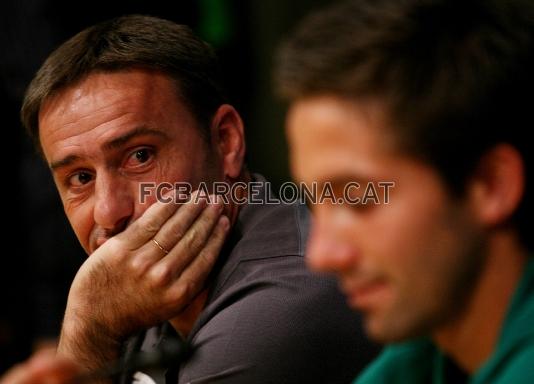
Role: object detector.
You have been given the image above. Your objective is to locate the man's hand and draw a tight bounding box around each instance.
[57,191,229,373]
[0,350,80,384]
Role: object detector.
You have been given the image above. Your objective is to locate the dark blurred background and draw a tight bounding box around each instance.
[0,0,330,372]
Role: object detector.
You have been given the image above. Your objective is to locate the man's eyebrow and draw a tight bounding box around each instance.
[316,175,368,188]
[50,154,82,171]
[49,126,169,171]
[103,126,169,151]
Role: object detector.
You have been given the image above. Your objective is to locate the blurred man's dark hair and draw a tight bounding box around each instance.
[276,0,533,251]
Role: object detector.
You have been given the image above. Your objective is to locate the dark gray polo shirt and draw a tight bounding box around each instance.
[121,177,379,383]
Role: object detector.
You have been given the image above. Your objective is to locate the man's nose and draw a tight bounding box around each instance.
[93,173,134,231]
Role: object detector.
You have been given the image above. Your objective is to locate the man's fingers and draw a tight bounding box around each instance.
[117,189,183,249]
[149,197,226,285]
[166,215,230,308]
[149,193,218,255]
[118,189,209,250]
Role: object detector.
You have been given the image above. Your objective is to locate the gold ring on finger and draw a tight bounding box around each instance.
[151,238,170,255]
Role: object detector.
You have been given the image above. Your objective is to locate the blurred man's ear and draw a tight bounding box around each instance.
[209,104,246,179]
[468,144,525,227]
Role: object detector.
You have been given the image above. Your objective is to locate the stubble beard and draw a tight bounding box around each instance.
[365,230,487,344]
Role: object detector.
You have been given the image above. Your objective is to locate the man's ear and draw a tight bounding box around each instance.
[209,104,246,179]
[468,144,525,227]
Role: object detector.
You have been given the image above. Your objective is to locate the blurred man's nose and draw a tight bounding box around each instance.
[306,211,359,273]
[93,172,134,232]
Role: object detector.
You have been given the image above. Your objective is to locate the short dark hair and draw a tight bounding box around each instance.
[21,14,227,148]
[275,0,534,250]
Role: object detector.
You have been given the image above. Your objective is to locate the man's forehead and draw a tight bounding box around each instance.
[288,96,398,150]
[287,96,399,179]
[39,69,174,120]
[38,70,179,156]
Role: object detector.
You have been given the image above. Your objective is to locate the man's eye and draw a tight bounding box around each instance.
[126,148,154,167]
[68,171,93,187]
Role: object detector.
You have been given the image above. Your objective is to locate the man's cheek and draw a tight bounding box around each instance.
[130,198,156,226]
[65,207,95,253]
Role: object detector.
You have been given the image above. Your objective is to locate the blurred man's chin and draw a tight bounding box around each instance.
[364,319,397,344]
[363,313,425,344]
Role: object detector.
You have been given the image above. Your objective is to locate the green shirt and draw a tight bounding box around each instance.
[355,259,534,384]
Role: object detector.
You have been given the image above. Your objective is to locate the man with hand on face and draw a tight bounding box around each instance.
[276,0,534,383]
[1,14,378,384]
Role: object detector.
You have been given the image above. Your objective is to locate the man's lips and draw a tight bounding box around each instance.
[341,278,390,310]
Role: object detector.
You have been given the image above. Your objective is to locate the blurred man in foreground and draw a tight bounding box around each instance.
[1,14,376,384]
[276,0,534,382]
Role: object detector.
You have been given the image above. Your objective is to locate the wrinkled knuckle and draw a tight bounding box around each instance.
[184,227,201,250]
[148,264,173,289]
[142,216,161,234]
[170,224,186,241]
[105,238,127,260]
[127,257,151,278]
[170,280,195,308]
[199,249,214,266]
